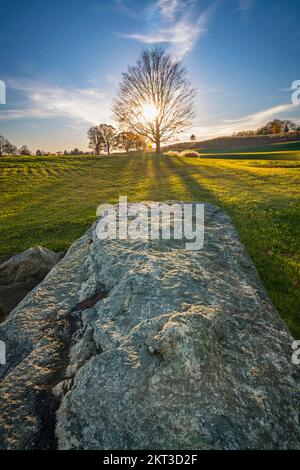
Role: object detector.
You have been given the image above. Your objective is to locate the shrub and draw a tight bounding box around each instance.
[180,150,200,158]
[164,150,181,157]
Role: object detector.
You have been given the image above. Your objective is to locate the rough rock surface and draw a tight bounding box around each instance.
[0,203,299,450]
[0,247,62,320]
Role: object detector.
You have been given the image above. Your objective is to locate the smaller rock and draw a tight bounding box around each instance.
[0,246,63,319]
[0,246,62,285]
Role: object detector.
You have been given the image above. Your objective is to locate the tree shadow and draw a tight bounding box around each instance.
[162,155,220,205]
[145,155,181,201]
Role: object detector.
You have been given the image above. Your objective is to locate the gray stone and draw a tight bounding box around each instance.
[0,247,63,319]
[0,203,299,450]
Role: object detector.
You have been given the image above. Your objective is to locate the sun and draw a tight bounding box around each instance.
[141,103,159,122]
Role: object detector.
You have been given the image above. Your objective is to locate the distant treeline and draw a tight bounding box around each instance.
[0,125,148,157]
[234,119,300,136]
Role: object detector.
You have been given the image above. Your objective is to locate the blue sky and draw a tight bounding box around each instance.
[0,0,299,151]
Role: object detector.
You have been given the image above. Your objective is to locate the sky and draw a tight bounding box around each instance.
[0,0,299,152]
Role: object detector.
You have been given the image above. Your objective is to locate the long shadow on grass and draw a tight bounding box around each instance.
[145,155,178,201]
[163,155,219,205]
[168,156,294,207]
[144,154,214,203]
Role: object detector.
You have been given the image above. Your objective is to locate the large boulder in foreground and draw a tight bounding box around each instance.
[0,246,62,320]
[0,203,299,450]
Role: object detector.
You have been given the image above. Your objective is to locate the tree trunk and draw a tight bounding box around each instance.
[155,121,161,155]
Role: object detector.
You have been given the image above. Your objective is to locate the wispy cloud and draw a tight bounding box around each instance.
[114,0,144,19]
[187,102,299,140]
[225,103,297,127]
[0,80,113,124]
[158,0,181,20]
[120,0,220,60]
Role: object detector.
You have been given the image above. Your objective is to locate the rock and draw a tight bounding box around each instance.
[0,246,62,285]
[0,202,299,450]
[0,247,63,320]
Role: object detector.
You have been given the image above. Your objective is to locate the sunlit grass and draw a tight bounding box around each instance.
[0,151,299,337]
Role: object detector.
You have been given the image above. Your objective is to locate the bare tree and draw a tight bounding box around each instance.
[113,48,195,154]
[87,126,104,155]
[98,124,117,155]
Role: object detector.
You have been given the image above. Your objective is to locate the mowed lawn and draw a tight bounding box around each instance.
[0,149,299,337]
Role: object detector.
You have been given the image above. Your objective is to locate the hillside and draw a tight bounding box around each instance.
[165,132,300,151]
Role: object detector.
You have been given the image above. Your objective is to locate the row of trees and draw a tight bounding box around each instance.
[0,138,48,156]
[0,129,147,157]
[0,129,148,157]
[87,124,147,155]
[0,137,35,156]
[235,119,300,137]
[0,140,91,157]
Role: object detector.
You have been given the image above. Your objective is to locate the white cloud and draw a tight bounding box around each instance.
[0,80,113,124]
[121,0,219,60]
[224,103,297,127]
[184,103,300,141]
[158,0,181,20]
[169,8,215,60]
[122,14,208,54]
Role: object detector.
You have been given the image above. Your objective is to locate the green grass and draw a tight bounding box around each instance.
[186,141,300,160]
[198,140,300,154]
[0,150,299,337]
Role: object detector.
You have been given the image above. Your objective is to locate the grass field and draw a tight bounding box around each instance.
[0,144,299,336]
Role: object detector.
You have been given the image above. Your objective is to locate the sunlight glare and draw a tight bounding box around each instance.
[141,103,159,122]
